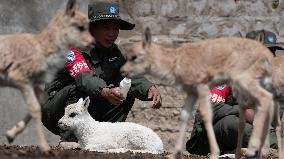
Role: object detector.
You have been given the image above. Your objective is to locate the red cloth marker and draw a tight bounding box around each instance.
[65,48,92,78]
[210,84,230,105]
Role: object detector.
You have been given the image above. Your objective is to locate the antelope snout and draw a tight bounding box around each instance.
[120,68,129,77]
[58,120,65,129]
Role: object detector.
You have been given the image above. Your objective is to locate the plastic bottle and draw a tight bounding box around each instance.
[119,77,132,99]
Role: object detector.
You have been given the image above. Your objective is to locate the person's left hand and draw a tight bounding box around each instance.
[148,85,162,109]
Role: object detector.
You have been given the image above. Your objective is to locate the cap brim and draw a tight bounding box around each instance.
[90,18,135,30]
[265,43,284,50]
[118,19,135,30]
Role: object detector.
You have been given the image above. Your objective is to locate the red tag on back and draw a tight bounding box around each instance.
[210,84,230,105]
[65,48,92,78]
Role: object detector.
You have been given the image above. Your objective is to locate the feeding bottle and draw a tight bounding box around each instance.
[119,77,131,99]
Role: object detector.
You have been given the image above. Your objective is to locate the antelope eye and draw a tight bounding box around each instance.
[69,112,77,118]
[130,56,137,61]
[129,55,143,63]
[76,25,85,32]
[134,56,144,63]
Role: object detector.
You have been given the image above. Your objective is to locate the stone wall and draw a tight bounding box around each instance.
[0,0,283,152]
[121,0,284,40]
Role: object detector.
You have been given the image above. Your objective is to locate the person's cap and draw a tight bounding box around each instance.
[88,1,135,30]
[245,30,284,50]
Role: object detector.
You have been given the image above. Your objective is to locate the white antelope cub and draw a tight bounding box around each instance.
[58,97,164,154]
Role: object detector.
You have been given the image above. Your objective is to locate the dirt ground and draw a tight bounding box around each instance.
[0,145,280,159]
[0,145,208,159]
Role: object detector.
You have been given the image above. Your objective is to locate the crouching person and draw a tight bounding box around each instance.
[41,1,162,145]
[186,30,284,156]
[186,83,281,155]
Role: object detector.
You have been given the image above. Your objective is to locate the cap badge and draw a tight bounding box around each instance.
[109,5,117,14]
[267,34,276,44]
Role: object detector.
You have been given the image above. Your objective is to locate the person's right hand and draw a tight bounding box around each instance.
[245,108,254,124]
[101,87,124,106]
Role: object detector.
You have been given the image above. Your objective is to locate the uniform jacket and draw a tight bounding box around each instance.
[44,43,153,122]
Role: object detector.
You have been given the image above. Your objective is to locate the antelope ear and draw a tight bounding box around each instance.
[83,96,90,109]
[142,27,152,49]
[65,0,79,17]
[77,98,84,106]
[236,31,243,38]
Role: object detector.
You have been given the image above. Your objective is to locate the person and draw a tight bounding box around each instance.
[41,1,162,141]
[186,30,284,155]
[245,29,284,56]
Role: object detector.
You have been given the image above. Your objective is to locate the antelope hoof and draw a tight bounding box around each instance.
[166,151,182,159]
[174,150,182,159]
[165,153,175,159]
[209,153,219,159]
[40,143,51,153]
[245,150,258,159]
[5,133,14,143]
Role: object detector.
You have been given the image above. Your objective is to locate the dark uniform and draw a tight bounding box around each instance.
[42,43,153,135]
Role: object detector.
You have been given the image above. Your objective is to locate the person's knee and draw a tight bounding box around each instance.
[41,89,70,135]
[41,100,61,135]
[215,115,239,136]
[214,115,253,150]
[41,100,52,125]
[186,134,210,156]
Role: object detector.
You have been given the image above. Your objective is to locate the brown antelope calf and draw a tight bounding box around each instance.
[0,0,93,152]
[272,56,284,158]
[121,28,275,159]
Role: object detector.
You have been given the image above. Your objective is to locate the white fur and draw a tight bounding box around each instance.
[58,97,164,154]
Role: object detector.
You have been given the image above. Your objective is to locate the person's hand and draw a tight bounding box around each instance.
[101,87,124,106]
[148,85,162,109]
[245,108,254,124]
